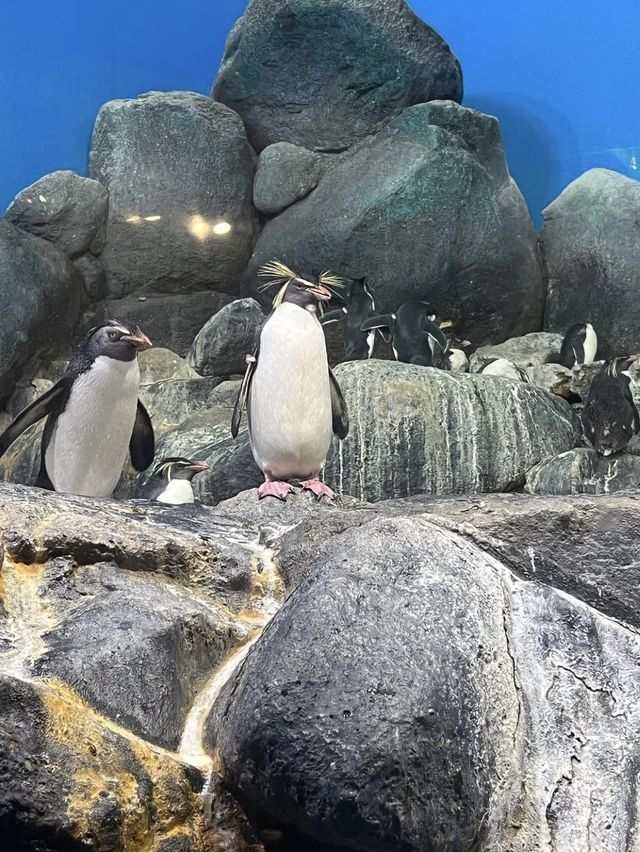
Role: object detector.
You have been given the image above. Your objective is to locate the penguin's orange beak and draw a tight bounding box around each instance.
[187,461,209,473]
[311,284,333,302]
[122,329,152,350]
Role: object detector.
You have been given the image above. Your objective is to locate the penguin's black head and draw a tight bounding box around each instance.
[281,281,333,313]
[258,261,345,315]
[153,457,209,481]
[85,320,152,362]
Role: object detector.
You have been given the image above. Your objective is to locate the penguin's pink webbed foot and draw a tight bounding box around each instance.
[300,479,337,501]
[258,480,295,501]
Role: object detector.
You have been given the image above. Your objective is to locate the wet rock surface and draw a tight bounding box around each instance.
[325,360,581,501]
[525,446,640,496]
[542,168,640,359]
[213,0,462,152]
[470,331,564,370]
[90,91,256,299]
[5,169,109,258]
[246,101,544,345]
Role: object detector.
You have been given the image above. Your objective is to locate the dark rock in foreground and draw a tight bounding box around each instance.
[325,360,581,501]
[214,0,463,152]
[246,101,544,345]
[5,170,109,258]
[543,168,640,359]
[90,91,257,299]
[0,220,85,405]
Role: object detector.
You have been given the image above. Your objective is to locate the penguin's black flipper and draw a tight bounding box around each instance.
[321,308,347,326]
[360,313,394,344]
[232,350,258,438]
[130,400,155,471]
[0,380,70,458]
[423,320,448,352]
[329,368,349,439]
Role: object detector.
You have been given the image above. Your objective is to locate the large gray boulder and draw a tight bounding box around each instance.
[525,447,640,495]
[325,360,581,501]
[0,220,85,405]
[470,332,564,370]
[543,168,640,359]
[253,143,325,214]
[213,0,463,152]
[5,170,109,258]
[188,298,264,377]
[90,91,257,299]
[207,509,640,851]
[246,101,544,345]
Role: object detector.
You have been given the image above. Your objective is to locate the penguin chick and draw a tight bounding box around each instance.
[360,300,447,366]
[559,322,598,369]
[232,261,349,502]
[477,357,529,382]
[582,356,640,456]
[144,457,209,504]
[446,348,470,372]
[321,276,379,360]
[0,320,154,497]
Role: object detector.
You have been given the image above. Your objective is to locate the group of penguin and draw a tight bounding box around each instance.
[0,263,636,505]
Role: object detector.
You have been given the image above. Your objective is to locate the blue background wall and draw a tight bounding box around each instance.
[1,0,638,226]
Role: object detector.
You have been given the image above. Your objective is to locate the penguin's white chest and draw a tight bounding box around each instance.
[45,356,140,497]
[249,303,332,480]
[157,479,195,505]
[583,324,597,364]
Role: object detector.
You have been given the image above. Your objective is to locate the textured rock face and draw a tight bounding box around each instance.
[73,252,107,300]
[90,91,256,299]
[325,360,581,501]
[188,299,264,377]
[5,170,109,258]
[213,0,463,152]
[88,290,233,355]
[0,220,85,405]
[542,168,640,359]
[138,347,194,386]
[139,376,225,435]
[525,447,640,495]
[246,101,544,345]
[207,503,640,851]
[253,143,324,214]
[471,332,564,370]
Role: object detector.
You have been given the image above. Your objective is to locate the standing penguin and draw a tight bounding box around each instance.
[142,457,209,504]
[360,300,447,366]
[582,356,640,456]
[232,261,348,501]
[559,322,598,369]
[0,320,154,496]
[321,276,381,360]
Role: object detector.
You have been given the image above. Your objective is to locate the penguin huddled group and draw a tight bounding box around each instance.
[0,266,637,506]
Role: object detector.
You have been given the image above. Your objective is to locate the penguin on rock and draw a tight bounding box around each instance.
[582,355,640,456]
[558,322,598,369]
[360,300,447,366]
[142,457,209,504]
[476,357,529,382]
[321,276,382,360]
[0,320,155,497]
[232,261,349,501]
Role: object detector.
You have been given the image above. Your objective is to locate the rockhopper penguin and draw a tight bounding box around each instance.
[559,322,598,369]
[143,457,209,504]
[360,300,447,366]
[232,261,349,501]
[0,320,155,497]
[321,276,380,360]
[582,356,640,456]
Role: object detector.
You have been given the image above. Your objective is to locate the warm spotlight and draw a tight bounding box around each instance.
[188,214,210,241]
[212,220,232,236]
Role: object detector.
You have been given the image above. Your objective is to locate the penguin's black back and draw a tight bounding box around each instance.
[393,302,439,365]
[559,323,586,368]
[343,280,376,360]
[582,360,639,455]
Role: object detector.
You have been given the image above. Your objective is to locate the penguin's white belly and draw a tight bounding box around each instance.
[250,304,332,480]
[583,324,597,364]
[157,479,195,505]
[45,356,140,497]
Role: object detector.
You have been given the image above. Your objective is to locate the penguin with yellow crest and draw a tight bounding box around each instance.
[232,261,349,501]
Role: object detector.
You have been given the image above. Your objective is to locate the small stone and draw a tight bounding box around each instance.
[187,299,264,377]
[254,143,324,214]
